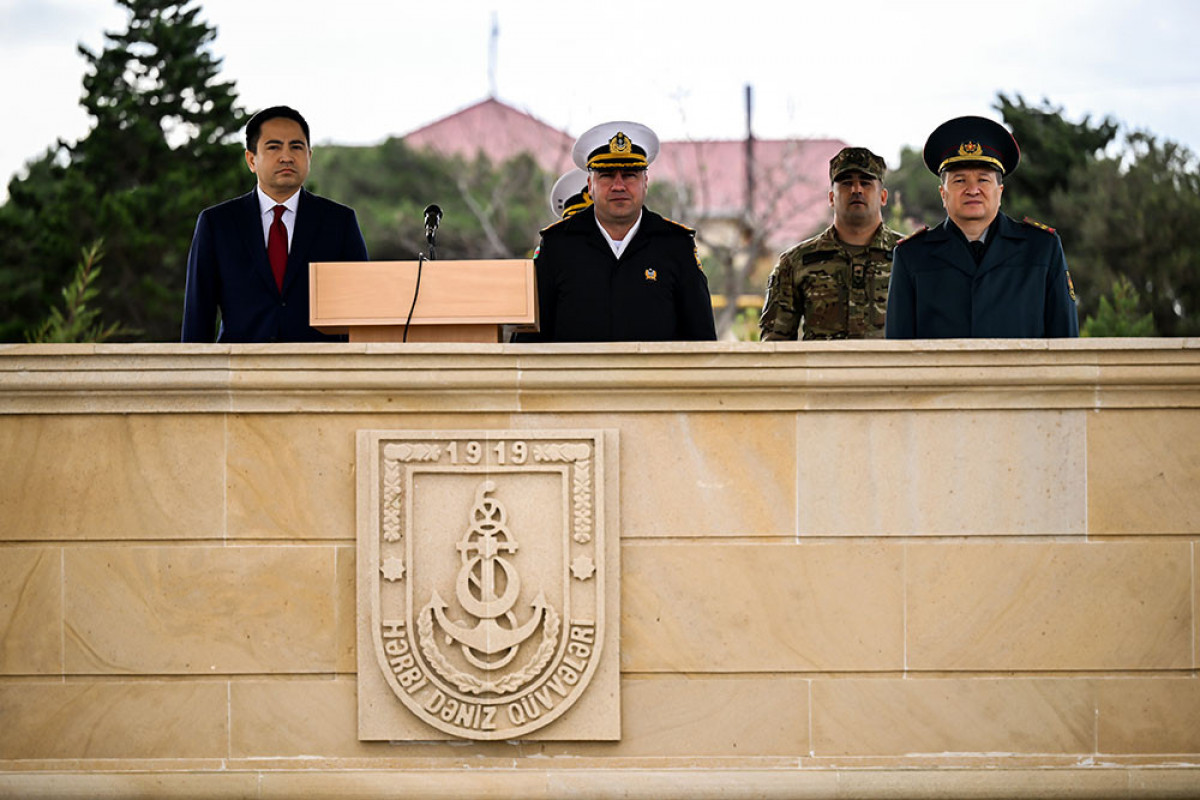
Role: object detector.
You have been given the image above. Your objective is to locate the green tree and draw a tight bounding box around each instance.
[316,139,552,261]
[994,93,1119,238]
[1051,132,1200,336]
[1081,275,1156,337]
[26,240,132,343]
[0,0,247,342]
[883,144,943,231]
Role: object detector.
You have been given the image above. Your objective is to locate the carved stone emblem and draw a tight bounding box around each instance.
[356,430,618,741]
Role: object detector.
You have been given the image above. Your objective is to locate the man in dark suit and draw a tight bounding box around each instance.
[181,106,368,342]
[885,116,1079,339]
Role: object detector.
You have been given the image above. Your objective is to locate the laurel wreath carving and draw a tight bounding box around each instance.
[418,604,561,696]
[384,443,442,462]
[382,457,402,542]
[532,443,591,463]
[572,458,592,543]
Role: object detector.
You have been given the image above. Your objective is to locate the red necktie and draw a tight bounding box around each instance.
[268,204,288,290]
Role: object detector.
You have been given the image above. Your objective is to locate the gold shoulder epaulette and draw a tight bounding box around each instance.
[897,225,928,245]
[539,216,570,236]
[1022,216,1057,234]
[660,215,696,235]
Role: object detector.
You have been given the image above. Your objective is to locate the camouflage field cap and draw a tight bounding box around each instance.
[829,147,887,182]
[923,116,1020,176]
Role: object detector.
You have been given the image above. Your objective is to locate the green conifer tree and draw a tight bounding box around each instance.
[0,0,248,341]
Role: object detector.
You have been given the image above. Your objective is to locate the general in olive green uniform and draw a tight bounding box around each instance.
[760,147,903,340]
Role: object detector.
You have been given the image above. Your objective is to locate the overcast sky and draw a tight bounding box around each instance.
[2,0,1199,200]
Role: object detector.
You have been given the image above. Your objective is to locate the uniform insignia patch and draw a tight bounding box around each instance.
[644,268,657,282]
[958,141,982,157]
[1022,216,1057,234]
[801,250,839,266]
[897,226,928,245]
[1066,270,1077,301]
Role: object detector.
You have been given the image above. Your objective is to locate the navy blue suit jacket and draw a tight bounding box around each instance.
[181,188,369,342]
[885,214,1079,338]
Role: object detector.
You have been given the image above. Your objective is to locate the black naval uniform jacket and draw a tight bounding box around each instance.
[525,206,717,342]
[885,213,1079,338]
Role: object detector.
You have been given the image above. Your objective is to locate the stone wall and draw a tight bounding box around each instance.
[1,340,1198,799]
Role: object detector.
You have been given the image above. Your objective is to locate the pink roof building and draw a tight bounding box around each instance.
[403,97,575,177]
[402,98,844,254]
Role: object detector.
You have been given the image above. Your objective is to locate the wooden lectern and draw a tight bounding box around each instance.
[309,259,537,343]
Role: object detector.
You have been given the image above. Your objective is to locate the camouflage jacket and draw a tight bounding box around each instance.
[759,223,902,340]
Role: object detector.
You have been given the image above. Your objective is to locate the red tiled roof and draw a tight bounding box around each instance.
[654,138,846,249]
[403,97,575,174]
[403,98,844,248]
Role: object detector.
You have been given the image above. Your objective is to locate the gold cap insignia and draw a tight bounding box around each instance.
[587,130,649,171]
[938,139,1004,173]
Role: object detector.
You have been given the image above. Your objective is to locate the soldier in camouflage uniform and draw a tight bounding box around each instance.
[759,147,902,340]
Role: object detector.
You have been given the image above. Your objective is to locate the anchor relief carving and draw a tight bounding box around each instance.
[419,481,561,693]
[359,430,616,741]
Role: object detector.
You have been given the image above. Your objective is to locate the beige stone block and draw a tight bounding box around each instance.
[0,773,259,798]
[543,675,810,758]
[908,542,1192,670]
[63,545,338,674]
[230,677,523,759]
[1097,678,1200,754]
[336,545,356,673]
[837,768,1140,799]
[0,415,224,541]
[0,546,61,674]
[226,413,511,539]
[1088,409,1200,534]
[623,542,903,672]
[795,410,1086,536]
[513,412,796,538]
[812,678,1094,756]
[259,770,550,800]
[0,680,227,759]
[231,677,381,758]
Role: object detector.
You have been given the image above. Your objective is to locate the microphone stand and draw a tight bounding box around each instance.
[403,221,439,343]
[403,208,441,343]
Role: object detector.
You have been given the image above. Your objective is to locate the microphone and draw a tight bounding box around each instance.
[423,204,442,240]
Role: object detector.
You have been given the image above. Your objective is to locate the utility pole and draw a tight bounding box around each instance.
[488,13,499,98]
[744,84,755,227]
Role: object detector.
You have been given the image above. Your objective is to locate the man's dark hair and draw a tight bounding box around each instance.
[245,106,310,152]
